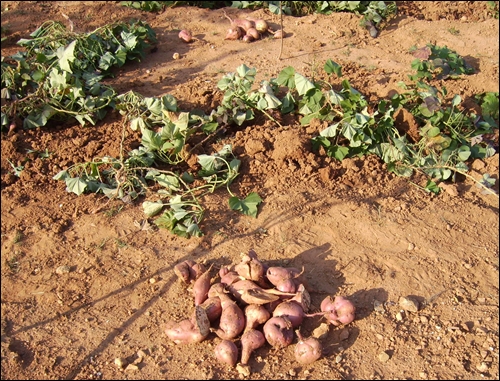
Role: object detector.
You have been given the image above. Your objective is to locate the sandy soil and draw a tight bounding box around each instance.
[1,1,499,380]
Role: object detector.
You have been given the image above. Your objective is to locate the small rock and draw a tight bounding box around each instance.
[420,316,429,324]
[475,326,489,335]
[125,364,139,371]
[56,265,71,275]
[335,354,343,363]
[440,183,458,197]
[173,52,180,60]
[339,328,350,341]
[476,362,489,372]
[399,296,420,312]
[395,311,404,321]
[114,357,127,369]
[149,277,156,284]
[378,351,390,362]
[236,363,250,377]
[419,371,428,378]
[137,349,147,358]
[373,300,385,313]
[289,369,297,377]
[407,242,415,251]
[312,323,330,340]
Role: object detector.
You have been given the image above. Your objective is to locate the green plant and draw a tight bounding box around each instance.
[13,230,24,244]
[409,44,474,81]
[1,20,156,130]
[487,1,499,19]
[7,159,25,177]
[448,27,460,35]
[6,255,20,273]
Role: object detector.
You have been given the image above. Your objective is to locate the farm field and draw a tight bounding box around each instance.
[1,1,499,380]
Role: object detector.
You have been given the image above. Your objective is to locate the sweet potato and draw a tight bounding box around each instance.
[244,304,271,332]
[191,296,222,323]
[240,329,265,365]
[214,339,239,367]
[272,300,305,328]
[263,316,294,349]
[320,295,356,326]
[213,292,245,340]
[193,264,213,306]
[174,260,196,284]
[266,266,305,293]
[294,330,322,364]
[228,279,291,305]
[233,249,267,287]
[164,318,208,345]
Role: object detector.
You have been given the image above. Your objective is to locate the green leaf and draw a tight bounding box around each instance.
[320,122,340,138]
[141,129,164,151]
[186,223,203,237]
[142,201,164,217]
[329,145,349,161]
[276,66,295,88]
[324,59,342,77]
[65,177,88,195]
[457,145,471,161]
[229,192,262,218]
[53,169,69,181]
[280,92,296,114]
[425,180,441,194]
[451,94,461,107]
[121,31,138,50]
[57,40,77,73]
[294,73,316,96]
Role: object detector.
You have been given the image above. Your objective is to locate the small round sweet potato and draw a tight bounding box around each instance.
[214,339,238,367]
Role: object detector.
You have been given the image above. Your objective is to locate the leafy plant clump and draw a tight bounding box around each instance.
[121,1,397,27]
[1,20,156,130]
[5,18,498,240]
[409,44,475,81]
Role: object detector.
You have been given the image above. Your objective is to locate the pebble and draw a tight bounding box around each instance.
[173,52,180,60]
[476,362,489,372]
[396,311,404,321]
[373,300,385,313]
[378,351,390,362]
[312,323,330,340]
[399,296,420,312]
[125,364,139,371]
[339,328,350,341]
[335,354,343,363]
[407,243,415,251]
[236,363,250,377]
[55,265,71,274]
[114,357,127,369]
[289,369,297,376]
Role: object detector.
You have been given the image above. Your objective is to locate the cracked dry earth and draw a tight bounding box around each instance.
[1,1,499,380]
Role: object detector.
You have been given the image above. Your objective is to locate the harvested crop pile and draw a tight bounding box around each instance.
[165,249,356,373]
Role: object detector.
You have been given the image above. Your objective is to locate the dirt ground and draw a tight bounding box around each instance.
[1,1,499,380]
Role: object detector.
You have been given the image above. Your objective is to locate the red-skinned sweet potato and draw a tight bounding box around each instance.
[240,329,265,365]
[320,295,356,326]
[263,316,294,349]
[214,339,239,367]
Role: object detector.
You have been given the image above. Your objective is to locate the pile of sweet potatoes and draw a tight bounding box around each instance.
[165,249,356,371]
